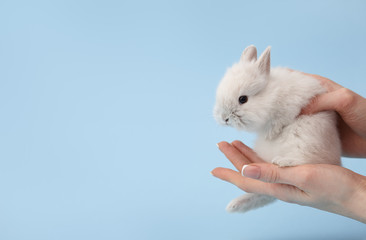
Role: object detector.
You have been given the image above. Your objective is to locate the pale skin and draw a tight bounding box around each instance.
[211,72,366,223]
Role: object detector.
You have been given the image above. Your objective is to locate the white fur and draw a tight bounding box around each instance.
[226,194,276,213]
[214,45,341,213]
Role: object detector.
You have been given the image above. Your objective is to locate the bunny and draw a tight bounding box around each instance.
[213,45,341,213]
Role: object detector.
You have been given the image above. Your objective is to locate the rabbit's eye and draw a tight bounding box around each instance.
[238,95,248,104]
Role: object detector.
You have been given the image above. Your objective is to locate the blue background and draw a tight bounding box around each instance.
[1,0,366,239]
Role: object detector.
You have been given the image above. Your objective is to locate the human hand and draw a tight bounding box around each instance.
[211,141,366,223]
[299,72,366,157]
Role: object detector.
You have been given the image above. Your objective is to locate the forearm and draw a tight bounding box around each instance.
[338,174,366,223]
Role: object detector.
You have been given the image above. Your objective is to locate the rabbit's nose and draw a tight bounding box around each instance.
[225,118,229,123]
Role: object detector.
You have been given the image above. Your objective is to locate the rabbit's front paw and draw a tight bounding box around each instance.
[271,156,298,167]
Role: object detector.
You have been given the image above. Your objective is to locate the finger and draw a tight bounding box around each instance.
[217,141,252,171]
[211,167,243,186]
[241,163,308,189]
[301,93,333,115]
[211,167,273,195]
[231,140,265,163]
[301,89,349,115]
[211,167,305,202]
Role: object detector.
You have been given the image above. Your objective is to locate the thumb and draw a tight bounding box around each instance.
[242,163,299,186]
[301,92,335,115]
[301,88,354,115]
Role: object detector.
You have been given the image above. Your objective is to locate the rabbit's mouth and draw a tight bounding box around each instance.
[237,117,248,127]
[227,113,248,129]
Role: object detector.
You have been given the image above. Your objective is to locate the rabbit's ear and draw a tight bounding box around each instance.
[257,46,271,75]
[240,45,257,63]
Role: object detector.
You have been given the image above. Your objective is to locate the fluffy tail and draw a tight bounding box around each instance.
[226,193,276,213]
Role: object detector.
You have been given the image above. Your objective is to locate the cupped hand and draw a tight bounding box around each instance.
[211,141,366,223]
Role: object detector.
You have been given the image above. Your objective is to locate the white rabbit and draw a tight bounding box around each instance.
[213,45,341,213]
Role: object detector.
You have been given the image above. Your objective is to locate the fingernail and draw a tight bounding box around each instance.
[216,143,219,148]
[242,165,261,179]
